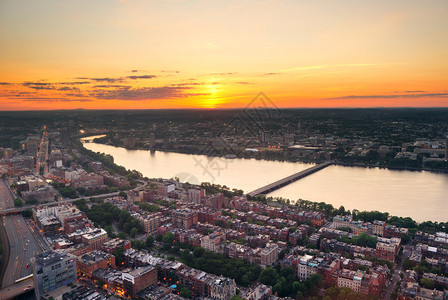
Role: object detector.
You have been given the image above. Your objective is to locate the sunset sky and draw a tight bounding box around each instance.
[1,0,447,110]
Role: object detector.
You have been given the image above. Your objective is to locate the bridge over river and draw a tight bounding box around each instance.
[248,161,333,197]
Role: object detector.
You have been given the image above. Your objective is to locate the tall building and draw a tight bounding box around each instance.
[149,133,156,149]
[445,136,448,160]
[260,244,279,267]
[33,250,77,299]
[261,131,269,144]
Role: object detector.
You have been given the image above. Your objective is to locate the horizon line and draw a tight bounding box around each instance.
[1,106,448,112]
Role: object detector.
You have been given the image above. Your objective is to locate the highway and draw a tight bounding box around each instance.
[0,179,49,289]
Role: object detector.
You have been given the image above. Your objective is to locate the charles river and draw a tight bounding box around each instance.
[81,136,448,223]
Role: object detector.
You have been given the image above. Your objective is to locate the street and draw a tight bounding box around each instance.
[383,245,412,300]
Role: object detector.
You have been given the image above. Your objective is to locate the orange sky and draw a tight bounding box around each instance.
[1,0,447,110]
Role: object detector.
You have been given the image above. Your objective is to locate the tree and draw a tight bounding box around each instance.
[131,240,145,250]
[118,191,127,199]
[420,278,435,289]
[193,247,205,258]
[130,227,139,238]
[156,234,163,242]
[336,226,352,233]
[324,286,339,298]
[163,232,175,247]
[260,267,279,286]
[14,198,23,207]
[180,287,192,298]
[402,258,414,271]
[113,246,125,266]
[401,233,411,245]
[172,245,180,255]
[117,232,127,239]
[146,235,154,248]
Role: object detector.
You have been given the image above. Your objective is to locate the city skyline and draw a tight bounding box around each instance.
[1,0,448,110]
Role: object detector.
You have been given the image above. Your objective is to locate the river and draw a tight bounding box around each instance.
[81,136,448,222]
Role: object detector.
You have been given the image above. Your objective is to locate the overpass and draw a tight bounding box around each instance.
[0,278,34,299]
[0,178,148,215]
[248,161,333,197]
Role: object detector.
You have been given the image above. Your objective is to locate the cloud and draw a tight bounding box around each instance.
[280,63,380,73]
[22,82,55,90]
[263,73,280,76]
[234,81,254,85]
[211,72,235,76]
[57,87,74,91]
[403,90,426,93]
[127,75,156,80]
[0,91,35,98]
[20,97,92,102]
[172,82,204,87]
[92,86,207,100]
[326,93,448,100]
[22,82,52,86]
[171,82,220,87]
[0,82,12,85]
[161,70,180,73]
[131,70,139,73]
[93,85,130,88]
[76,77,124,83]
[57,81,91,85]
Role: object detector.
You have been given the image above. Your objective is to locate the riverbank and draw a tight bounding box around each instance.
[333,161,448,174]
[80,137,448,222]
[86,137,448,175]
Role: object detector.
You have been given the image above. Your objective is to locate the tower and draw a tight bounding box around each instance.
[445,136,448,160]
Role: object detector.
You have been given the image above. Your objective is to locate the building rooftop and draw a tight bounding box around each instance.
[35,250,72,266]
[126,265,156,278]
[78,250,112,265]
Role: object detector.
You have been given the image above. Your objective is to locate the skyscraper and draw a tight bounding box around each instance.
[445,136,448,160]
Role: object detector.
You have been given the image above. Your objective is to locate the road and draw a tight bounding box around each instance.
[0,278,34,299]
[0,191,121,215]
[383,245,412,300]
[36,128,49,175]
[0,179,49,289]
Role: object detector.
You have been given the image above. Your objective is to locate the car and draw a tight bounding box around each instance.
[26,263,30,268]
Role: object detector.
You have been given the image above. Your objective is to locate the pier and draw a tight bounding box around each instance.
[248,161,333,197]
